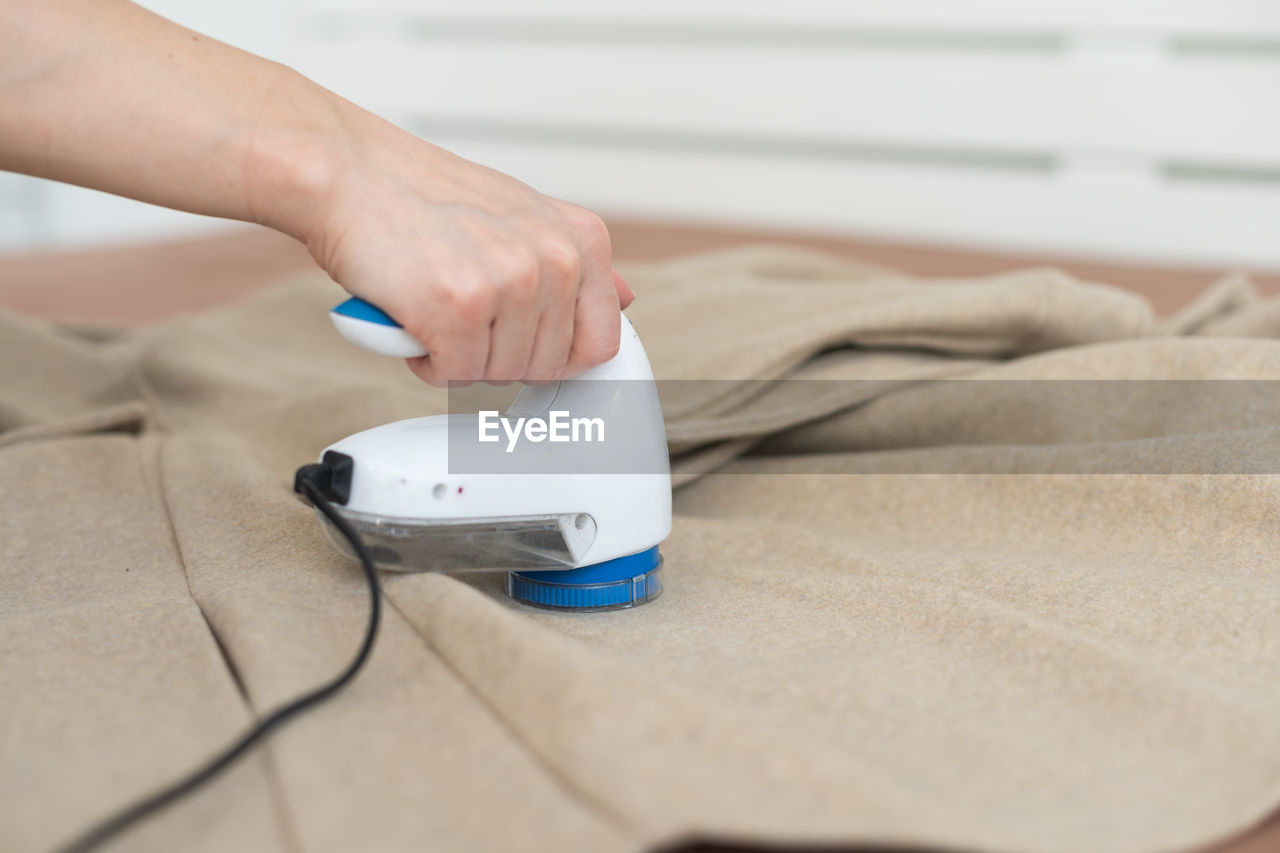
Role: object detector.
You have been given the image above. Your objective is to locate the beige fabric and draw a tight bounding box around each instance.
[4,246,1280,853]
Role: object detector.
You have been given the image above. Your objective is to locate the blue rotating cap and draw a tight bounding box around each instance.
[507,546,663,611]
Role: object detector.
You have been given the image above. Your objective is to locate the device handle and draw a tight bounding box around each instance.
[329,297,653,382]
[330,298,429,358]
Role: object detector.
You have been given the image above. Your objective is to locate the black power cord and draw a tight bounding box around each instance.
[58,471,380,853]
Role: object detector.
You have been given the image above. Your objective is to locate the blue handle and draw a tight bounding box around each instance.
[329,297,429,357]
[331,297,403,327]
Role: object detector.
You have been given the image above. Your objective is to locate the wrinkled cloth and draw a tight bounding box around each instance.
[4,246,1280,853]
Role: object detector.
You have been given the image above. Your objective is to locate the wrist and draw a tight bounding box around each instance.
[238,72,363,245]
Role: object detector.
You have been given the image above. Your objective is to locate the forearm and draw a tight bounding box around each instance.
[0,0,358,239]
[0,0,631,385]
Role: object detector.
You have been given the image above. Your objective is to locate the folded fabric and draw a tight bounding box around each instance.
[3,247,1279,853]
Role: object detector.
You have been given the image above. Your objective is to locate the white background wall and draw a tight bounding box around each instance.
[2,0,1279,269]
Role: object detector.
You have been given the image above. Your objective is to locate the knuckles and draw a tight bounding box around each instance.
[493,247,540,295]
[564,206,611,258]
[538,236,581,285]
[439,278,496,325]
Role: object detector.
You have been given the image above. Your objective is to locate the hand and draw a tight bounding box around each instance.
[286,121,635,387]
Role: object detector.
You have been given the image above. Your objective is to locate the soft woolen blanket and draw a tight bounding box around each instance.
[4,246,1280,853]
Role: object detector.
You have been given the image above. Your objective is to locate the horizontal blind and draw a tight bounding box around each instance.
[4,0,1277,265]
[290,0,1280,268]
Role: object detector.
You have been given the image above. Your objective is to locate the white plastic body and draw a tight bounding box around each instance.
[330,312,429,358]
[322,314,672,568]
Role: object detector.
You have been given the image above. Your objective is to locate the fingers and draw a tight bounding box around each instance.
[383,202,625,386]
[404,316,490,388]
[402,244,544,386]
[485,304,537,385]
[402,278,494,387]
[560,274,620,377]
[614,269,637,309]
[525,299,575,382]
[559,211,621,377]
[522,234,578,381]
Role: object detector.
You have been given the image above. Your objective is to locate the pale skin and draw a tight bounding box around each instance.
[0,0,635,386]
